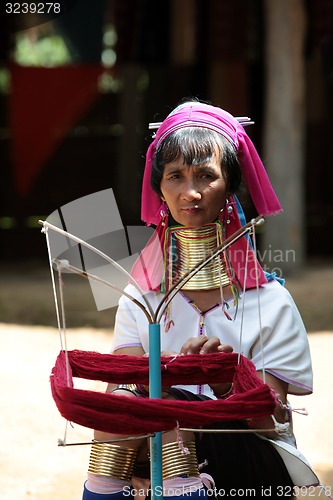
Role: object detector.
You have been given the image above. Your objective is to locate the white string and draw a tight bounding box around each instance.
[58,433,156,447]
[179,427,275,433]
[270,415,290,434]
[239,222,282,436]
[216,225,225,312]
[56,264,71,388]
[52,259,153,324]
[292,407,308,416]
[251,219,265,383]
[44,226,64,351]
[250,220,290,436]
[40,220,155,320]
[56,426,278,447]
[45,228,86,446]
[44,228,72,446]
[58,420,70,447]
[237,230,250,364]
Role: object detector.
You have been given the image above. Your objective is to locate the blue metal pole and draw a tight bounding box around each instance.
[149,323,163,500]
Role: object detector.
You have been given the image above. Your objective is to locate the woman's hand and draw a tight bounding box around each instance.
[180,336,234,398]
[180,335,233,355]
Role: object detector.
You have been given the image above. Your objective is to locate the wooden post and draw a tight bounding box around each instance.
[262,0,306,275]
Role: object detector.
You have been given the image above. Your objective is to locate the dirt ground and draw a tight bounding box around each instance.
[1,327,332,499]
[0,262,332,499]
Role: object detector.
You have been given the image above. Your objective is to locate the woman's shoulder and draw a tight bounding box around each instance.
[251,278,300,314]
[119,283,164,307]
[255,279,305,327]
[260,278,294,301]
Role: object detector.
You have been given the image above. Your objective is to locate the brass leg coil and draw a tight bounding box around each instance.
[162,441,199,480]
[88,442,138,481]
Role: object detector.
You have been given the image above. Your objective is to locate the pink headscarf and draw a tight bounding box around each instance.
[133,101,282,292]
[141,101,281,225]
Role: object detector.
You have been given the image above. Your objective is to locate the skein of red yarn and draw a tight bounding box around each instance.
[50,350,276,434]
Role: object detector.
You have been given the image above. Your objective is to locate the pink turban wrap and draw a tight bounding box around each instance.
[141,101,281,226]
[133,101,282,292]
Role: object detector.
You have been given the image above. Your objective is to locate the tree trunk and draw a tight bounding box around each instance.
[262,0,306,275]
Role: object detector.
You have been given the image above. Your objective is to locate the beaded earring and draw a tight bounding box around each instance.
[226,199,233,224]
[160,202,169,226]
[220,198,233,224]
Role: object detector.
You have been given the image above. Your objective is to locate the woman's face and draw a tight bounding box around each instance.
[160,150,228,227]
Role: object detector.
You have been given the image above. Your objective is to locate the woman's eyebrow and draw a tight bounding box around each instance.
[192,164,216,174]
[163,163,216,175]
[163,165,183,175]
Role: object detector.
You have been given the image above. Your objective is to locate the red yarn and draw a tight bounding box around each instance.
[50,350,277,434]
[68,350,240,385]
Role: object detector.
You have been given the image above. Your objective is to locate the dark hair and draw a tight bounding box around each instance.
[151,127,242,196]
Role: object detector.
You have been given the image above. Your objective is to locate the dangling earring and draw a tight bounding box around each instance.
[160,201,169,226]
[226,198,233,224]
[220,198,233,224]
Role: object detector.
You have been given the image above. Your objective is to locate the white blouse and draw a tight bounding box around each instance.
[112,279,313,398]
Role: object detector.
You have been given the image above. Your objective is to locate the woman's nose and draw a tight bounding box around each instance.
[182,181,202,201]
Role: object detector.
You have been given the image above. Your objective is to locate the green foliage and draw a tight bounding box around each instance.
[14,33,71,67]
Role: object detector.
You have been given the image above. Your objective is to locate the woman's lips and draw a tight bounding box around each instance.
[181,206,201,214]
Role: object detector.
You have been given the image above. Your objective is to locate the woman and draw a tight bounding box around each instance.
[82,99,316,499]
